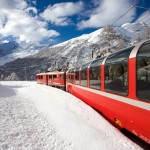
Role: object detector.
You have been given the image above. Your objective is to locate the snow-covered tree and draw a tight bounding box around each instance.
[101,26,118,43]
[10,72,19,81]
[0,74,4,81]
[135,26,150,43]
[115,39,126,50]
[144,26,150,39]
[135,33,143,43]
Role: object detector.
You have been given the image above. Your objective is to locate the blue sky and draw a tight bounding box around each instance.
[0,0,150,45]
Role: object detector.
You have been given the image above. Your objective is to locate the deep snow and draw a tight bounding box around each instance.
[0,81,144,150]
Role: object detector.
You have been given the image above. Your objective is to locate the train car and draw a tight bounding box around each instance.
[47,71,66,90]
[36,73,48,85]
[66,40,150,144]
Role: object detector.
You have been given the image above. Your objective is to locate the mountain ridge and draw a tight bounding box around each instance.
[0,22,150,80]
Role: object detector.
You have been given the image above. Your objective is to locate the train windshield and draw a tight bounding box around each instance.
[90,58,104,90]
[137,41,150,102]
[105,46,134,96]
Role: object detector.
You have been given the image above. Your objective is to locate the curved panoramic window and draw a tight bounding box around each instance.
[137,41,150,102]
[105,47,134,96]
[81,63,90,87]
[90,58,104,89]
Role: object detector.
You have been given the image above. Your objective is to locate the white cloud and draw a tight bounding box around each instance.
[0,0,60,43]
[2,40,9,43]
[0,0,27,10]
[26,0,37,6]
[32,0,37,5]
[25,7,38,15]
[41,1,84,26]
[77,0,136,29]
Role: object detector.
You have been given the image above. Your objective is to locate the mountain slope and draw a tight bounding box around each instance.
[0,22,149,80]
[32,22,147,67]
[0,41,19,56]
[0,42,47,66]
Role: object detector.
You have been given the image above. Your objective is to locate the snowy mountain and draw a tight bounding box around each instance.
[0,41,19,56]
[0,41,47,66]
[32,22,149,68]
[0,22,150,80]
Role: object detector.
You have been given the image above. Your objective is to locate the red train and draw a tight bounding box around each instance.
[36,71,66,90]
[36,40,150,144]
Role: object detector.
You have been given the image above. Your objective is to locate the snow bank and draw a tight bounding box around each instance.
[0,81,143,150]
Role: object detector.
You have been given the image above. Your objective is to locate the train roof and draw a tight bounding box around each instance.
[36,71,65,76]
[45,71,65,75]
[36,72,46,75]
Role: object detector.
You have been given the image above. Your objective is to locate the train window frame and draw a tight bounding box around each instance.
[53,75,57,80]
[80,62,90,87]
[75,68,80,85]
[136,41,150,102]
[49,75,52,80]
[90,58,104,90]
[104,46,134,96]
[69,68,75,83]
[66,70,70,82]
[60,74,64,80]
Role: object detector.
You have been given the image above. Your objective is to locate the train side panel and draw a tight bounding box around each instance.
[47,72,66,90]
[66,40,150,144]
[36,74,48,85]
[67,83,150,144]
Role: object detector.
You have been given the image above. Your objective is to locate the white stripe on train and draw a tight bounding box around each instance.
[67,83,150,111]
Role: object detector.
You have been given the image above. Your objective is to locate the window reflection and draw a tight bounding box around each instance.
[137,42,150,101]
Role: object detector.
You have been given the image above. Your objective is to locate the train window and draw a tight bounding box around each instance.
[53,75,57,80]
[90,58,104,89]
[60,74,64,80]
[137,41,150,102]
[41,76,43,79]
[81,63,90,87]
[70,69,75,83]
[105,47,134,96]
[49,75,52,80]
[66,72,69,81]
[67,70,71,82]
[75,69,79,84]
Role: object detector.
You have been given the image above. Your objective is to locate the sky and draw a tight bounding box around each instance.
[0,0,150,45]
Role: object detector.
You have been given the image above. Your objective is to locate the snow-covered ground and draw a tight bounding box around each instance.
[0,81,144,150]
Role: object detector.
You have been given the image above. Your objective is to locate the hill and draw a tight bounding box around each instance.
[0,22,150,80]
